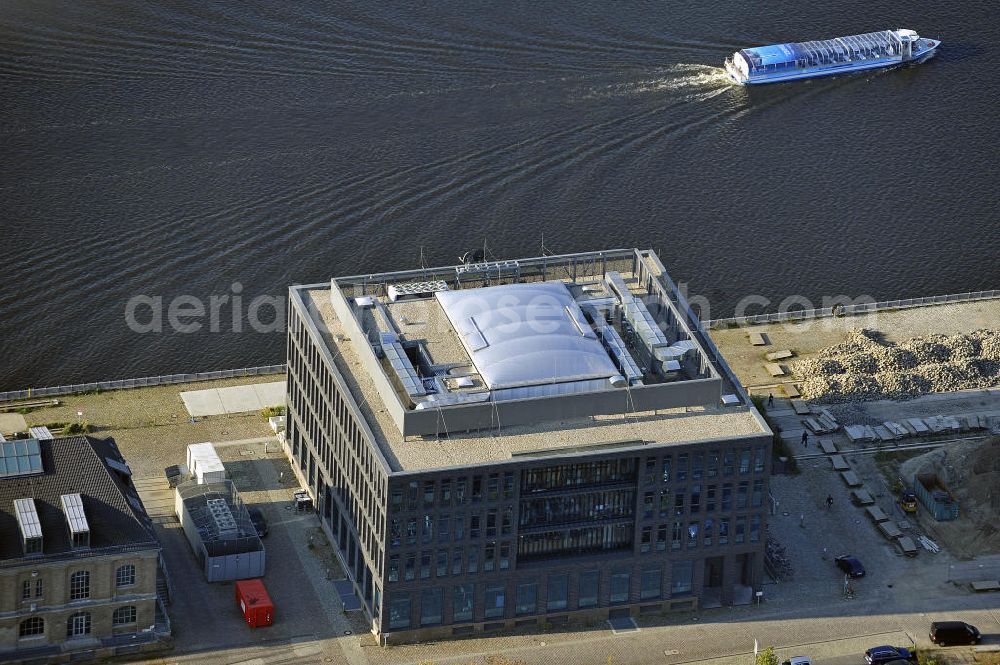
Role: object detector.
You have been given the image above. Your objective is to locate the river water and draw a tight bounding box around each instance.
[1,1,997,389]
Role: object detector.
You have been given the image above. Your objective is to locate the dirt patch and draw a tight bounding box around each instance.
[896,437,1000,558]
[795,328,1000,402]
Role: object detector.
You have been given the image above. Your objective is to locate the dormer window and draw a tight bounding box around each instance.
[13,498,43,556]
[60,494,90,550]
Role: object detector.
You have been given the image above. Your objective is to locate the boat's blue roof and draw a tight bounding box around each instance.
[740,30,900,68]
[742,43,806,66]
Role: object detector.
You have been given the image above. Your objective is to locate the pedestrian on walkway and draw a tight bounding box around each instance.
[767,393,774,408]
[826,495,834,510]
[801,430,808,447]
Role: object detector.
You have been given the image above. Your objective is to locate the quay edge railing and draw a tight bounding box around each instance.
[704,289,1000,328]
[0,364,286,404]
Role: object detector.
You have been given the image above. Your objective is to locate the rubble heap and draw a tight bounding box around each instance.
[796,328,1000,402]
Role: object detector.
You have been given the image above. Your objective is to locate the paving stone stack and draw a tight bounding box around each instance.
[796,328,1000,402]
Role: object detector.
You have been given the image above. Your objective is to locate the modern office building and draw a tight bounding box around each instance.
[0,436,168,662]
[283,249,772,643]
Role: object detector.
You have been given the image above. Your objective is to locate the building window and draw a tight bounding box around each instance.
[22,580,31,600]
[420,588,443,626]
[503,472,514,499]
[706,485,717,512]
[690,485,701,513]
[438,514,450,542]
[404,553,415,581]
[640,568,662,600]
[422,515,433,543]
[671,561,693,596]
[484,583,505,619]
[739,449,751,474]
[423,481,435,507]
[468,549,479,574]
[691,454,703,481]
[674,491,685,515]
[687,521,699,548]
[441,479,452,504]
[737,481,749,510]
[453,584,474,622]
[661,457,671,483]
[671,521,682,550]
[390,488,403,510]
[610,571,630,604]
[735,516,746,544]
[659,491,670,518]
[454,515,465,541]
[19,617,44,638]
[406,518,417,545]
[579,570,599,608]
[452,547,464,575]
[470,514,481,539]
[499,542,511,570]
[113,606,137,625]
[645,456,656,484]
[643,491,654,518]
[640,526,652,553]
[656,524,667,551]
[707,451,719,478]
[501,505,513,535]
[420,552,431,579]
[436,550,448,577]
[721,484,733,512]
[388,555,399,582]
[35,578,43,598]
[388,595,410,630]
[676,454,688,482]
[487,474,499,501]
[752,480,764,508]
[472,476,483,502]
[547,574,568,611]
[750,515,761,543]
[486,509,497,537]
[70,570,90,600]
[723,451,735,476]
[754,447,766,473]
[719,518,730,545]
[484,542,496,572]
[516,583,537,615]
[703,519,714,546]
[67,612,91,638]
[116,564,136,588]
[455,478,467,505]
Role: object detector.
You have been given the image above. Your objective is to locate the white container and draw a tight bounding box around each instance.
[186,442,226,484]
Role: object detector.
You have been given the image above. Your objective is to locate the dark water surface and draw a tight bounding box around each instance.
[1,1,997,389]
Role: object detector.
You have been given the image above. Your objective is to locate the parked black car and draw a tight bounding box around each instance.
[864,645,913,664]
[930,621,980,646]
[248,507,269,538]
[835,554,866,578]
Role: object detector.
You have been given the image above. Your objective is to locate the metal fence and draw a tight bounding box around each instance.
[705,289,1000,328]
[0,364,286,403]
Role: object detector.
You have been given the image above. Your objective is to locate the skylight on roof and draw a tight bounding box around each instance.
[0,439,43,477]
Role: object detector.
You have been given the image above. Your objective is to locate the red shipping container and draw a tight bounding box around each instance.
[235,579,273,628]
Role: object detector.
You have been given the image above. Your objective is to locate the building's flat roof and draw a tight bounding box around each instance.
[296,250,766,472]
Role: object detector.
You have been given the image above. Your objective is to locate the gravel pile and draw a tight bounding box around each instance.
[797,328,1000,402]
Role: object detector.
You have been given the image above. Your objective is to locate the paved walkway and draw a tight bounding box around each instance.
[180,381,285,416]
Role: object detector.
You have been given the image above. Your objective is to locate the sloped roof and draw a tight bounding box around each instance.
[0,436,157,564]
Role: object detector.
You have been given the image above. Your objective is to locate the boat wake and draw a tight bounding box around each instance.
[581,64,735,101]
